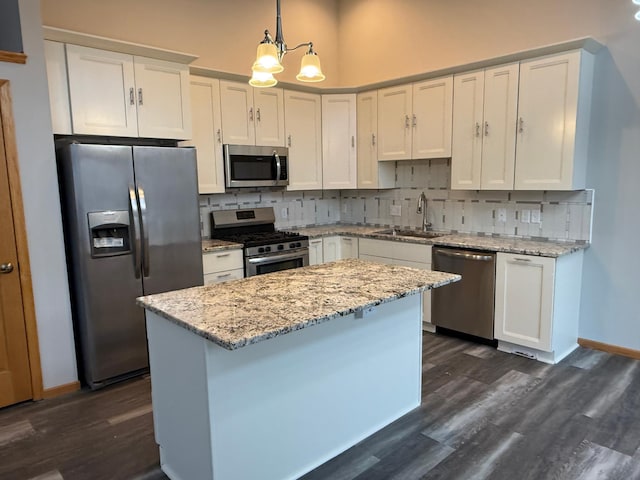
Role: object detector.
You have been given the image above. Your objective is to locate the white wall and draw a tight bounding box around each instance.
[1,0,77,389]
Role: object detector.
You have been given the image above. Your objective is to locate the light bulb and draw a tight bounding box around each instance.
[249,71,278,88]
[636,9,640,20]
[633,0,640,5]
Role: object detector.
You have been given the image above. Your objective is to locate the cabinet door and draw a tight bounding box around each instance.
[220,80,255,145]
[183,76,224,194]
[322,94,357,189]
[357,92,395,189]
[308,239,324,265]
[481,63,519,190]
[412,76,453,159]
[340,237,359,259]
[322,236,341,262]
[377,85,412,161]
[66,44,138,137]
[514,51,582,190]
[254,88,285,146]
[495,253,555,351]
[285,91,322,190]
[133,57,192,140]
[451,71,484,189]
[44,40,72,135]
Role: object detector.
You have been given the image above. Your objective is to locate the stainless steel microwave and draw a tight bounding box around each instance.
[223,144,289,188]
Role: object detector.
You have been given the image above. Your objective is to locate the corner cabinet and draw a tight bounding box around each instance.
[357,91,394,189]
[181,76,225,194]
[377,76,453,161]
[451,63,519,190]
[219,80,285,147]
[514,50,594,190]
[322,94,357,189]
[65,44,192,139]
[285,90,323,191]
[494,251,584,364]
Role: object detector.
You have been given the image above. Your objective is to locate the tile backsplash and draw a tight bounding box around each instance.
[199,159,593,243]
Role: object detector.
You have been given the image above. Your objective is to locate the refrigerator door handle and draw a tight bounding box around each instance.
[128,185,142,279]
[137,185,150,277]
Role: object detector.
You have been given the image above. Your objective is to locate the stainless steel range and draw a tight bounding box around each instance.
[210,207,309,277]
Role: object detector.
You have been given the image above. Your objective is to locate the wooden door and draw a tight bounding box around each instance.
[412,76,453,159]
[219,80,255,145]
[66,44,138,137]
[253,87,285,147]
[321,94,357,189]
[133,56,192,140]
[377,85,412,161]
[0,106,32,408]
[284,90,322,191]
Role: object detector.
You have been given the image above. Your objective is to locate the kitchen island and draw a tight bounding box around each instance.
[137,259,460,480]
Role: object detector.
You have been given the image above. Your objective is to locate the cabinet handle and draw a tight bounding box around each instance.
[484,121,489,136]
[405,115,410,128]
[371,133,376,146]
[342,238,352,242]
[514,257,532,262]
[475,122,481,137]
[217,129,222,143]
[216,253,231,258]
[310,240,322,244]
[138,88,143,106]
[287,134,292,147]
[129,87,135,106]
[352,136,355,148]
[249,107,254,121]
[216,273,232,279]
[412,114,417,127]
[519,117,524,133]
[256,108,261,122]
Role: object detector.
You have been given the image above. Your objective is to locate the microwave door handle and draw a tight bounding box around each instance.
[274,151,281,181]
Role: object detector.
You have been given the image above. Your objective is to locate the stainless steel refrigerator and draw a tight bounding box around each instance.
[58,143,203,389]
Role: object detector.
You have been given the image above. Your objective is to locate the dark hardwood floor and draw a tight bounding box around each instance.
[1,332,639,480]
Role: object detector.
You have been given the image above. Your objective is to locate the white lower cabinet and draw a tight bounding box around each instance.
[202,249,244,285]
[322,236,340,263]
[340,237,359,259]
[358,238,433,331]
[494,251,584,364]
[308,238,324,265]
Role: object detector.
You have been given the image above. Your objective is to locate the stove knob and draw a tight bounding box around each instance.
[258,247,265,253]
[278,244,284,250]
[296,242,302,248]
[265,246,271,252]
[289,243,296,248]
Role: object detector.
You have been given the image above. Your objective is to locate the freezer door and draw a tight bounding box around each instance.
[57,144,148,387]
[133,146,203,295]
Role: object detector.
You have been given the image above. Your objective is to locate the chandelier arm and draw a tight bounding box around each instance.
[286,42,313,53]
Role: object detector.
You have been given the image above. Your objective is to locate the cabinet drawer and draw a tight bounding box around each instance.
[202,249,243,274]
[359,238,431,263]
[204,268,244,285]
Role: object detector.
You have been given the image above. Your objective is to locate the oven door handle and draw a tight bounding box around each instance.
[248,251,307,264]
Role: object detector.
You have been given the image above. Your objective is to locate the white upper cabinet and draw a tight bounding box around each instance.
[357,91,394,189]
[285,90,322,191]
[181,76,225,194]
[514,50,593,190]
[65,44,192,139]
[451,63,519,190]
[44,40,72,135]
[377,77,453,161]
[219,80,285,147]
[322,94,357,189]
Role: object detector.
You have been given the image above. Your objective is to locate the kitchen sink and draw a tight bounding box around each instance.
[373,229,447,239]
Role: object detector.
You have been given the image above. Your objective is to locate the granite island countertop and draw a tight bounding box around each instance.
[291,225,588,258]
[137,258,460,350]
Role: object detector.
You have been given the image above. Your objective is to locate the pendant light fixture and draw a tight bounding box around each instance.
[249,0,325,87]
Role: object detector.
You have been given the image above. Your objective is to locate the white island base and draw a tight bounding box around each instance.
[146,295,422,480]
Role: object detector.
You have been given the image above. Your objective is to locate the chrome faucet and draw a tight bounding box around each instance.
[416,191,432,231]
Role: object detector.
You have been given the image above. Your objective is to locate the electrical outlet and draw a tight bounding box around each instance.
[531,209,541,224]
[497,208,507,223]
[281,207,288,219]
[521,209,531,223]
[390,204,402,216]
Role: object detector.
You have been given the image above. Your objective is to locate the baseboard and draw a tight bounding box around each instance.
[578,338,640,360]
[42,381,81,399]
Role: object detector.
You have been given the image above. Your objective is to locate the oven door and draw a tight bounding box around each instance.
[224,144,288,188]
[246,249,309,277]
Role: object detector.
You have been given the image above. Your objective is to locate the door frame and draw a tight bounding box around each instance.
[0,79,43,400]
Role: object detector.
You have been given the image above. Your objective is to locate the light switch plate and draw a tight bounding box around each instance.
[497,208,507,223]
[531,209,541,224]
[281,207,288,219]
[390,204,402,216]
[521,209,531,223]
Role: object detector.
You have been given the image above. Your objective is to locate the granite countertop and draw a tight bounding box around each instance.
[292,225,588,258]
[137,258,460,350]
[202,238,243,253]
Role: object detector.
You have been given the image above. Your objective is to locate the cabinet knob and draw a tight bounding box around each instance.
[256,108,261,122]
[138,88,143,106]
[475,122,481,137]
[249,107,254,121]
[287,134,292,147]
[484,121,489,136]
[217,129,222,143]
[371,133,376,146]
[405,115,410,128]
[519,117,524,134]
[412,114,417,127]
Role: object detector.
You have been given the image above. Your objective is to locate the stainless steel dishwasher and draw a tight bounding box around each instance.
[432,247,496,340]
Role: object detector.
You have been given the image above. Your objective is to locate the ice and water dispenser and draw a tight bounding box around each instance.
[87,210,132,257]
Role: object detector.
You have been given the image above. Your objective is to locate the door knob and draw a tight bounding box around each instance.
[0,263,14,274]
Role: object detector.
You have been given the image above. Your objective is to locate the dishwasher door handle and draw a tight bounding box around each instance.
[435,250,494,262]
